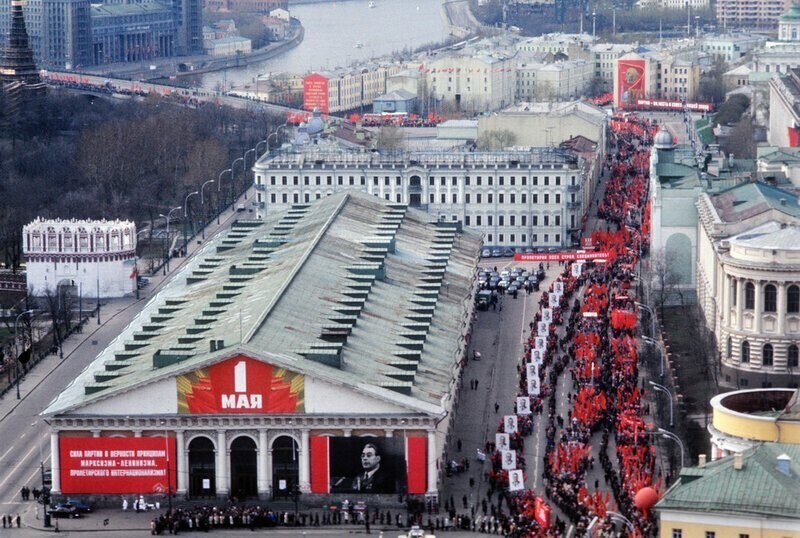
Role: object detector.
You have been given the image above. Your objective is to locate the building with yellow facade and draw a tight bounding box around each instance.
[656,442,800,537]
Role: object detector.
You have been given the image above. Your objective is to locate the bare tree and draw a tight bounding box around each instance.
[375,126,406,150]
[646,248,682,318]
[477,129,517,150]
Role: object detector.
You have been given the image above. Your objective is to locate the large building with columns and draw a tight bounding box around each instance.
[252,148,586,249]
[696,182,800,389]
[42,192,481,503]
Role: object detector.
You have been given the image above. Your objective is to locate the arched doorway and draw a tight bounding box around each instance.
[188,436,215,498]
[271,435,299,499]
[409,175,422,207]
[230,436,257,499]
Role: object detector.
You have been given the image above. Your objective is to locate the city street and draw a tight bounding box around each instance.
[0,188,255,532]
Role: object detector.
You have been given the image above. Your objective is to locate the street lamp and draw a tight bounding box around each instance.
[267,122,288,151]
[200,180,215,240]
[635,301,656,338]
[231,157,244,204]
[217,168,233,224]
[255,138,268,158]
[642,335,665,379]
[184,191,199,248]
[243,148,256,200]
[159,206,182,273]
[649,380,674,427]
[15,309,38,400]
[655,428,685,470]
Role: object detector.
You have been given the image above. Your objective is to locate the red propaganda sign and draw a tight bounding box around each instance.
[534,497,551,528]
[303,73,329,113]
[580,237,595,248]
[60,436,175,494]
[177,355,304,414]
[513,251,609,262]
[617,58,646,107]
[634,98,712,112]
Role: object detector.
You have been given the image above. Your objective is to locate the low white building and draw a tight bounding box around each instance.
[23,218,137,299]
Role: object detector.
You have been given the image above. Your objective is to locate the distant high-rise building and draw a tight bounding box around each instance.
[42,0,92,69]
[716,0,793,30]
[172,0,203,55]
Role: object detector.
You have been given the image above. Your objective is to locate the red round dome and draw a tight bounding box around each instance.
[634,487,660,511]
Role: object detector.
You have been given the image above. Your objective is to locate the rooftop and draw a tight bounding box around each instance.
[657,443,800,519]
[729,221,800,251]
[43,192,481,416]
[710,181,800,222]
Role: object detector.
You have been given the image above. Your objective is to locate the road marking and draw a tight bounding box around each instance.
[1,443,39,504]
[0,445,15,462]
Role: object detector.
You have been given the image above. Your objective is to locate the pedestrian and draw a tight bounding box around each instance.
[474,379,479,390]
[15,514,20,528]
[457,439,462,452]
[494,402,499,413]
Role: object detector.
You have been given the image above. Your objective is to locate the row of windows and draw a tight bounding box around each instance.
[269,190,575,209]
[265,174,576,187]
[464,214,564,227]
[485,233,559,245]
[732,281,800,313]
[673,529,750,538]
[728,339,800,368]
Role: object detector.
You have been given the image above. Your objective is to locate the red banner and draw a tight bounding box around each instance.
[303,73,329,113]
[59,436,175,494]
[406,437,427,494]
[617,58,646,106]
[513,251,609,262]
[634,98,712,112]
[177,355,304,414]
[310,436,329,493]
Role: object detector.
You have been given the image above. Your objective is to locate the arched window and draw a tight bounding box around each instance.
[788,285,800,313]
[727,337,732,358]
[763,344,773,366]
[789,345,799,368]
[745,282,755,310]
[764,284,777,312]
[741,341,750,363]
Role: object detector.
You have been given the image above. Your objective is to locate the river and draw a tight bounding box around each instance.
[200,0,450,90]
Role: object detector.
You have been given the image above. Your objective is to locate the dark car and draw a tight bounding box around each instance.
[503,248,514,257]
[49,504,80,518]
[491,248,502,257]
[65,499,93,513]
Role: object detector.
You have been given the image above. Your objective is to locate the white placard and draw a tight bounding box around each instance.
[508,469,525,491]
[278,479,287,490]
[504,415,518,434]
[517,396,531,415]
[526,362,539,382]
[572,263,583,277]
[554,281,564,295]
[535,337,546,351]
[548,293,561,308]
[537,321,549,337]
[202,479,211,490]
[527,374,540,396]
[542,308,553,324]
[501,450,517,470]
[531,349,543,366]
[495,433,510,451]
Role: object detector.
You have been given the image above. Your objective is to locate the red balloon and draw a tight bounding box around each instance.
[634,486,660,511]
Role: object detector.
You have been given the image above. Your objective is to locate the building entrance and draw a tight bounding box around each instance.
[188,436,216,498]
[271,435,299,499]
[230,436,258,499]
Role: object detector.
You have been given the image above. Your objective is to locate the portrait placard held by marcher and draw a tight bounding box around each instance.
[329,438,404,494]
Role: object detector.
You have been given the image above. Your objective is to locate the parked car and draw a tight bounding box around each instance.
[49,504,80,518]
[503,248,514,257]
[481,248,492,258]
[476,290,493,310]
[491,248,502,257]
[65,499,93,513]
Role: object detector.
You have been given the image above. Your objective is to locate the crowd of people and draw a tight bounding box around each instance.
[471,113,663,537]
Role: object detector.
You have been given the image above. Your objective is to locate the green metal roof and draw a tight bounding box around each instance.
[656,443,800,519]
[43,192,481,416]
[780,5,800,20]
[710,181,800,222]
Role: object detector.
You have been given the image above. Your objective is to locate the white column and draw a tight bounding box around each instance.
[343,429,352,437]
[299,429,310,493]
[132,430,142,438]
[385,429,394,437]
[216,430,228,496]
[92,429,102,438]
[176,430,187,495]
[778,283,787,336]
[50,432,61,494]
[426,430,437,495]
[257,430,269,499]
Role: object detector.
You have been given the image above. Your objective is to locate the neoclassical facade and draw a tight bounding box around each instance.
[43,193,480,503]
[253,148,586,248]
[697,183,800,388]
[23,218,137,298]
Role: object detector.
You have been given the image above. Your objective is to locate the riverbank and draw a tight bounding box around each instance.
[442,0,483,38]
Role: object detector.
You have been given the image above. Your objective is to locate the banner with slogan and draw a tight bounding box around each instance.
[177,355,304,414]
[60,436,175,494]
[513,251,609,262]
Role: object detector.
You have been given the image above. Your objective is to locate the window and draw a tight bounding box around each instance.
[304,193,310,202]
[465,216,471,226]
[429,177,435,186]
[452,193,458,204]
[532,234,538,242]
[270,193,276,203]
[396,193,401,202]
[727,337,732,358]
[282,176,287,185]
[731,279,737,306]
[544,234,549,242]
[532,216,538,226]
[789,344,799,368]
[522,194,527,204]
[429,193,434,204]
[488,216,493,226]
[544,194,550,204]
[499,177,504,186]
[327,176,332,185]
[544,216,549,226]
[293,176,299,185]
[555,215,560,226]
[738,534,750,538]
[270,176,276,185]
[281,193,288,203]
[510,194,516,204]
[510,234,515,243]
[764,284,777,312]
[521,215,527,226]
[544,176,549,186]
[745,282,755,309]
[466,194,471,203]
[522,234,527,243]
[789,285,800,313]
[763,344,773,366]
[441,193,446,203]
[499,234,504,243]
[476,176,482,186]
[555,177,561,186]
[487,234,492,242]
[671,530,682,538]
[476,194,482,204]
[555,194,561,204]
[488,194,493,204]
[440,177,446,186]
[510,216,515,226]
[705,533,715,538]
[499,216,504,226]
[742,341,750,363]
[499,194,504,204]
[476,216,482,225]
